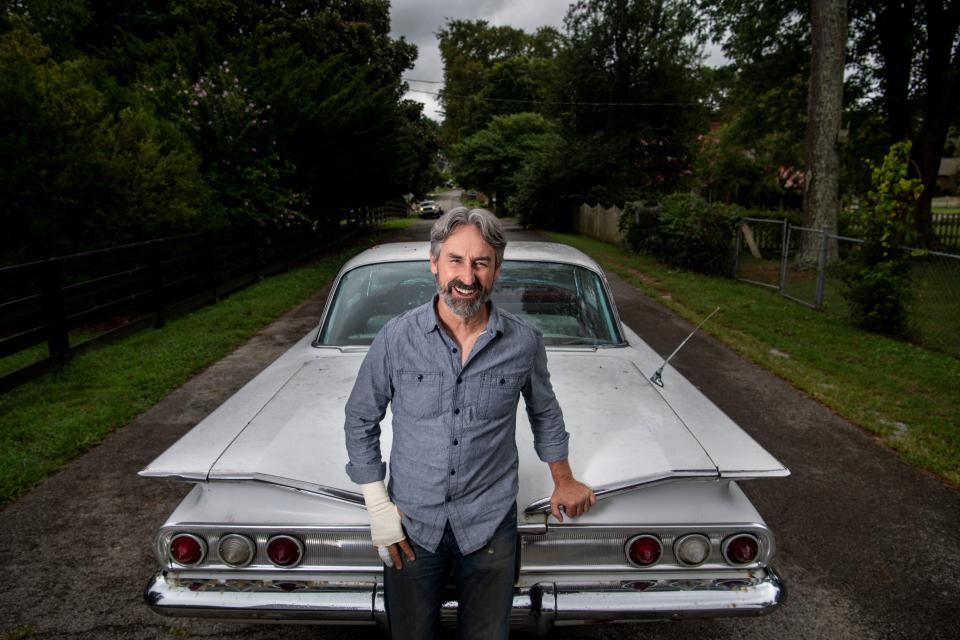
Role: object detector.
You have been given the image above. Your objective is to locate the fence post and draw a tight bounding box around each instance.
[251,225,262,282]
[778,220,790,293]
[732,224,743,279]
[814,227,830,308]
[150,239,166,328]
[45,257,69,365]
[206,229,220,301]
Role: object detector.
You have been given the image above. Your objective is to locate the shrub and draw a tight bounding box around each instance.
[840,141,923,337]
[621,193,742,275]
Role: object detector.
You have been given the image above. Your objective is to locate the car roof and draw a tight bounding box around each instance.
[338,241,605,275]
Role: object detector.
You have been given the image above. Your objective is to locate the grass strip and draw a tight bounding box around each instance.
[0,219,417,507]
[545,231,960,487]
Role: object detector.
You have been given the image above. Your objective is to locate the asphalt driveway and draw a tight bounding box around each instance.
[0,218,957,639]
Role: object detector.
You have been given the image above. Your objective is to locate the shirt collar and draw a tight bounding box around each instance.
[419,295,504,337]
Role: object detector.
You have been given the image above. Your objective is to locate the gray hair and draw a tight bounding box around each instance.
[430,207,506,268]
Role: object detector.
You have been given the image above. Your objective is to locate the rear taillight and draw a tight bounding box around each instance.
[723,534,760,565]
[625,535,662,567]
[267,535,304,567]
[169,533,206,566]
[674,534,711,566]
[218,534,256,567]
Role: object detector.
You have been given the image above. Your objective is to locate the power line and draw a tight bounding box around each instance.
[405,88,701,107]
[402,78,444,84]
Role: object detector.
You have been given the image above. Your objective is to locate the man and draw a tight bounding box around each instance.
[344,207,595,639]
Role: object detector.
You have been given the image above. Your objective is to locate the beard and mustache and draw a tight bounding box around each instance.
[436,275,491,319]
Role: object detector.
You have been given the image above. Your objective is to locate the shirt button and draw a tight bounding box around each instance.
[452,347,458,354]
[446,495,452,502]
[450,469,456,475]
[456,376,463,384]
[454,408,460,415]
[452,439,459,446]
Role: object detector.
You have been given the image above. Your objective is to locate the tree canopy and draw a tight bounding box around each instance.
[0,0,439,263]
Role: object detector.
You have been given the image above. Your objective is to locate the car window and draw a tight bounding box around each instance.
[316,260,621,346]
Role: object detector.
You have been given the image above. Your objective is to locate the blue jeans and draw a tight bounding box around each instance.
[384,504,517,640]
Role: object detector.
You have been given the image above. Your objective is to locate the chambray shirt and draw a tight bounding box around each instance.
[344,297,569,555]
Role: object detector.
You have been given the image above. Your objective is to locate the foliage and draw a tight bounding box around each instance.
[0,25,210,263]
[0,1,437,263]
[621,193,742,274]
[697,0,960,248]
[437,19,561,145]
[511,134,649,229]
[440,2,710,224]
[694,122,802,209]
[450,112,559,214]
[556,0,709,193]
[164,60,295,227]
[840,141,923,336]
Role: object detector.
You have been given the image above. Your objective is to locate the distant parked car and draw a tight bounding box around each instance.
[417,200,442,218]
[141,241,789,634]
[465,190,478,200]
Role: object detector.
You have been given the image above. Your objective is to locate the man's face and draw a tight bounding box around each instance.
[430,224,500,319]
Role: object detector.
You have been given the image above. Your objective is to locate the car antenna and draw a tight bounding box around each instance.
[650,306,720,388]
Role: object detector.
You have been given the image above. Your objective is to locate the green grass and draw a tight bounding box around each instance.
[0,219,417,507]
[545,231,960,487]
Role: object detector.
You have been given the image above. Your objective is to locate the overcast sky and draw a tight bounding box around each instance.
[389,0,572,121]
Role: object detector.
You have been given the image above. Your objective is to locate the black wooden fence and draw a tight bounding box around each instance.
[0,203,405,392]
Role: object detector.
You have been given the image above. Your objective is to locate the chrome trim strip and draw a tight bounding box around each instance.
[523,473,717,514]
[144,567,784,629]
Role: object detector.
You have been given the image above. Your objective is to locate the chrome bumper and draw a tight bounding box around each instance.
[144,568,785,633]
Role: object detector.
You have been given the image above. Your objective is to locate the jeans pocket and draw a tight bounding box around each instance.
[396,370,442,418]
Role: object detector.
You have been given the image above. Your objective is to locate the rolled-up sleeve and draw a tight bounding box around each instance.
[343,326,393,484]
[523,338,569,463]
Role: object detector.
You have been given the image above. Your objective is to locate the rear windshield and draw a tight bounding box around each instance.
[316,260,621,346]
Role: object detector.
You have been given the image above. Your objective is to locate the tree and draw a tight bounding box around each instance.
[437,20,563,146]
[450,112,560,214]
[0,25,209,263]
[800,0,847,265]
[557,0,708,192]
[1,0,433,254]
[701,0,960,247]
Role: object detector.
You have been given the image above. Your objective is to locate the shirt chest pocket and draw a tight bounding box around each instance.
[396,371,443,419]
[477,372,524,419]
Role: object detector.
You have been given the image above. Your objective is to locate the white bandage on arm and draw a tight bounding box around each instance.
[360,481,405,548]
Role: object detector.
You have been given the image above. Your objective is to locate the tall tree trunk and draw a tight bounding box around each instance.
[909,0,960,249]
[801,0,847,266]
[876,1,917,142]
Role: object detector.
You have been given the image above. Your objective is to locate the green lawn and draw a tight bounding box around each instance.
[0,219,416,507]
[545,231,960,487]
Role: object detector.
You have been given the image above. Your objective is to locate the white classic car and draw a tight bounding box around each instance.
[141,242,788,633]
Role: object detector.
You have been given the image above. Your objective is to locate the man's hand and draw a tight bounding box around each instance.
[360,481,416,569]
[548,459,597,522]
[383,539,417,570]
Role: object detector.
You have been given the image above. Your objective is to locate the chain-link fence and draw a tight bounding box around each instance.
[735,217,960,357]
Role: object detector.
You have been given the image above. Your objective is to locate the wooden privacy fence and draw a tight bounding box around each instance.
[575,203,625,246]
[0,202,404,392]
